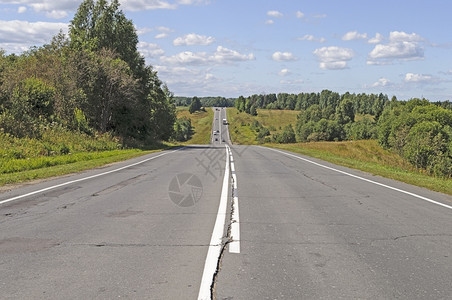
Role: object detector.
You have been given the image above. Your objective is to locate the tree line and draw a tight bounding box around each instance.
[0,0,175,147]
[175,96,235,108]
[234,91,452,177]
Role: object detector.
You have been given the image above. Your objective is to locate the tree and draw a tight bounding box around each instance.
[68,0,175,142]
[189,96,202,114]
[69,0,144,76]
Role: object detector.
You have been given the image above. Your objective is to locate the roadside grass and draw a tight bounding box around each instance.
[176,107,213,144]
[266,141,452,195]
[225,108,451,195]
[227,108,298,144]
[0,129,169,187]
[0,149,157,187]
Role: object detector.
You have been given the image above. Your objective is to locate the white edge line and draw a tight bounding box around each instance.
[0,148,183,206]
[262,146,452,210]
[198,145,230,300]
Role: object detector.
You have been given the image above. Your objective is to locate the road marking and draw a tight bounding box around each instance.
[263,147,452,210]
[0,148,183,206]
[228,145,240,254]
[198,145,230,300]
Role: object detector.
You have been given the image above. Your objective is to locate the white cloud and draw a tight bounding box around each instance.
[160,46,254,66]
[297,34,326,43]
[296,11,305,18]
[18,6,27,13]
[367,31,424,65]
[173,33,215,46]
[156,26,173,32]
[0,20,68,53]
[272,51,297,61]
[278,68,290,76]
[178,0,210,5]
[368,33,384,44]
[265,20,274,25]
[0,0,78,19]
[155,33,168,39]
[313,46,354,70]
[404,73,437,83]
[267,10,283,18]
[0,0,210,18]
[138,41,165,59]
[342,31,367,41]
[389,31,423,43]
[120,0,177,11]
[371,78,391,87]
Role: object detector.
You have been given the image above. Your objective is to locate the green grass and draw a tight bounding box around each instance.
[227,108,298,144]
[176,107,213,144]
[226,108,452,195]
[0,149,158,187]
[268,141,452,195]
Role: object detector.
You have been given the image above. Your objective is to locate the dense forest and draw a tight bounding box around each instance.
[0,0,175,147]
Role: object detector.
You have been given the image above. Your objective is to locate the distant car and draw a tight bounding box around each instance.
[215,138,218,141]
[213,130,219,134]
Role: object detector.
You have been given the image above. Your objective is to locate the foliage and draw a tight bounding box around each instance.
[272,124,296,143]
[173,117,193,142]
[0,0,175,146]
[189,96,202,114]
[174,96,235,107]
[377,99,452,177]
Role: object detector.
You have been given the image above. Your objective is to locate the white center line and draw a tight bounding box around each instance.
[228,145,240,254]
[198,145,230,300]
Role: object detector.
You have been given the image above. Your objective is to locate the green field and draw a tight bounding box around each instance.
[228,108,299,144]
[176,107,213,145]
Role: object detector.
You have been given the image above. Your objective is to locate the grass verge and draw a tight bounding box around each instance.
[227,108,298,144]
[267,141,452,196]
[0,149,158,187]
[176,107,213,144]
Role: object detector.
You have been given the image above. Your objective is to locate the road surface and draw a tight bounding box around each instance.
[1,107,451,299]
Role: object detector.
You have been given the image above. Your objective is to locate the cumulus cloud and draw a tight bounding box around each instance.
[272,51,297,61]
[173,33,215,46]
[368,33,384,44]
[18,6,27,13]
[267,10,283,18]
[404,73,438,83]
[370,77,391,87]
[278,68,290,76]
[0,20,67,53]
[265,20,274,25]
[297,34,326,43]
[313,46,354,70]
[138,41,165,59]
[160,46,254,66]
[342,31,367,41]
[367,31,424,65]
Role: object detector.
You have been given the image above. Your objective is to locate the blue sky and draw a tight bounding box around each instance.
[1,0,451,100]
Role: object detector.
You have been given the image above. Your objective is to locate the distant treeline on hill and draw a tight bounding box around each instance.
[174,96,235,107]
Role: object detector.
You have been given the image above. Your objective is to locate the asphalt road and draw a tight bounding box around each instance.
[1,107,451,299]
